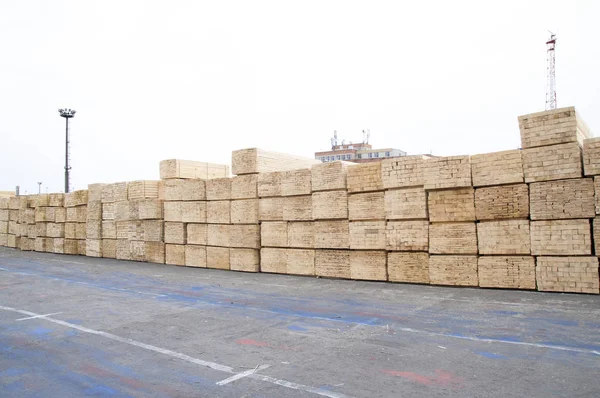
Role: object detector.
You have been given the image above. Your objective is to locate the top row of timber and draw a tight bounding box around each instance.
[158,106,596,191]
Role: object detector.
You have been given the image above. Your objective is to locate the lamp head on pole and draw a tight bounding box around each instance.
[58,108,76,118]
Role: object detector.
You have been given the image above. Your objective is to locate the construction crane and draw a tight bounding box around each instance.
[545,32,557,110]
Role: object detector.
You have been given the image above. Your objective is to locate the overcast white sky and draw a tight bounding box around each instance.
[1,0,598,194]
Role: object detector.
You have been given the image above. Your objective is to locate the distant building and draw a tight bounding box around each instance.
[315,142,406,163]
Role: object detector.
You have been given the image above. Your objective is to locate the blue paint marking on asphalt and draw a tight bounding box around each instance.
[288,325,308,331]
[0,367,27,377]
[489,310,520,316]
[475,351,507,359]
[29,326,53,338]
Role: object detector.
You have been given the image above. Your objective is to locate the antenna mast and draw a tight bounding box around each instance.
[331,130,338,150]
[545,32,557,110]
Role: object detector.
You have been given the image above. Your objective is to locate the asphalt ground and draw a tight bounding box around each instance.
[0,246,599,397]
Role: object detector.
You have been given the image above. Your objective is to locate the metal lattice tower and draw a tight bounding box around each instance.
[59,108,76,193]
[545,33,557,110]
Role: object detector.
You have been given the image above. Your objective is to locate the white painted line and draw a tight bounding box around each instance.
[216,364,270,386]
[16,312,63,321]
[0,305,350,398]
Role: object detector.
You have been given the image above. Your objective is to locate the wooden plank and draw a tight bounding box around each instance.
[282,196,312,221]
[64,190,88,207]
[230,248,260,272]
[386,220,428,251]
[180,201,206,223]
[583,137,600,176]
[162,179,206,201]
[475,184,529,221]
[429,222,477,254]
[187,223,207,245]
[127,180,160,200]
[207,200,231,224]
[530,178,595,220]
[137,199,163,220]
[311,161,354,192]
[206,246,230,270]
[518,107,590,149]
[164,222,186,244]
[206,178,232,201]
[348,192,385,221]
[286,249,315,276]
[350,251,387,281]
[287,221,314,248]
[165,244,185,266]
[428,188,475,222]
[260,222,288,247]
[260,247,287,274]
[530,219,592,255]
[207,224,230,247]
[423,155,471,190]
[381,155,427,189]
[315,249,350,279]
[144,242,165,264]
[314,220,349,249]
[86,239,102,257]
[478,256,535,289]
[230,224,260,249]
[347,162,383,193]
[102,239,116,259]
[280,169,311,196]
[230,199,258,224]
[102,221,116,239]
[388,252,429,284]
[257,172,282,198]
[349,221,386,250]
[384,188,427,220]
[312,190,347,220]
[429,255,478,286]
[160,159,230,180]
[232,148,320,175]
[231,174,258,199]
[522,142,582,183]
[184,245,207,268]
[259,197,284,221]
[477,220,531,255]
[536,256,599,294]
[471,150,524,187]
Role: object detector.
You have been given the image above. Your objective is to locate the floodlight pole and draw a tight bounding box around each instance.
[58,109,76,193]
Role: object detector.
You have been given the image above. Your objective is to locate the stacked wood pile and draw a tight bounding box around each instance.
[520,107,598,294]
[1,111,599,295]
[425,156,478,287]
[383,156,430,284]
[163,178,207,267]
[347,162,387,281]
[472,150,535,290]
[64,190,89,255]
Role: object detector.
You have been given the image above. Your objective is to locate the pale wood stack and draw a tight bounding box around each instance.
[2,118,599,295]
[64,190,89,255]
[383,156,431,284]
[163,178,207,268]
[345,162,387,281]
[424,155,478,286]
[0,198,9,247]
[160,159,230,180]
[472,149,535,290]
[258,169,316,276]
[520,107,598,294]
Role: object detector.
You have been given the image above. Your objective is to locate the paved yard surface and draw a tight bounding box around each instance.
[0,247,598,397]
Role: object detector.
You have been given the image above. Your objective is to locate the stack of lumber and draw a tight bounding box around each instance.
[519,107,598,293]
[101,182,128,259]
[15,195,35,251]
[425,157,477,286]
[472,149,535,289]
[0,198,9,247]
[585,138,600,293]
[163,178,207,267]
[232,148,320,176]
[160,159,230,180]
[64,189,89,255]
[85,184,105,257]
[345,163,387,281]
[2,197,22,248]
[26,193,66,254]
[383,156,430,284]
[230,173,261,272]
[259,168,315,276]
